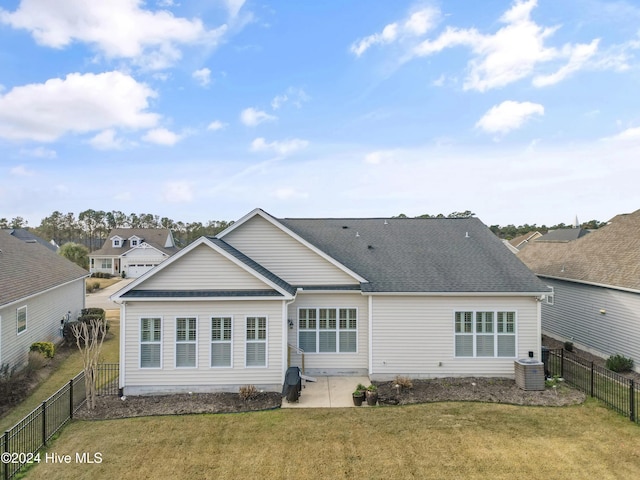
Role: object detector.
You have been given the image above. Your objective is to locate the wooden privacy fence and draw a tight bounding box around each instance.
[0,363,119,480]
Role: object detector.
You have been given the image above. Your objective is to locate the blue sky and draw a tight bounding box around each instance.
[2,0,640,228]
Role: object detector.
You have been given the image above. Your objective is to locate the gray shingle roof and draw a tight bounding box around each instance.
[90,228,179,257]
[0,230,88,307]
[278,216,548,293]
[536,228,590,243]
[207,237,296,296]
[517,209,640,291]
[3,228,58,252]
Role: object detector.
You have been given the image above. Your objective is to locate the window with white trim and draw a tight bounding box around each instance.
[140,317,161,368]
[454,310,516,358]
[17,305,27,334]
[211,317,232,367]
[246,316,267,367]
[176,317,197,367]
[546,286,554,305]
[298,308,357,353]
[100,258,112,269]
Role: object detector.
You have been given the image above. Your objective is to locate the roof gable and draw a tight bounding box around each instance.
[112,237,294,300]
[91,228,179,257]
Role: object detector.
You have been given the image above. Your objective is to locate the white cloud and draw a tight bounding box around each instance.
[89,129,124,150]
[207,120,227,131]
[0,0,227,69]
[224,0,246,19]
[162,180,193,203]
[0,71,159,142]
[271,87,310,110]
[351,7,439,56]
[114,191,132,201]
[476,100,544,135]
[18,147,57,158]
[10,165,34,176]
[192,67,211,86]
[142,127,182,145]
[364,150,396,165]
[240,107,276,126]
[250,137,309,155]
[602,126,640,141]
[410,0,601,91]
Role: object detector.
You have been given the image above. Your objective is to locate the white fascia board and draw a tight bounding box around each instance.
[118,296,293,302]
[362,291,548,297]
[537,274,640,295]
[120,243,164,257]
[217,208,367,284]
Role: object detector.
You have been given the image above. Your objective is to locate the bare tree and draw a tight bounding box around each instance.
[71,319,107,410]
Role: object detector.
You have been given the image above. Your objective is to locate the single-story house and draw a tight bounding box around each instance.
[518,209,640,373]
[112,208,550,395]
[0,230,88,369]
[89,228,179,278]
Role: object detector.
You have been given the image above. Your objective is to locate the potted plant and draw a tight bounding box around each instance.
[352,384,366,406]
[365,384,378,406]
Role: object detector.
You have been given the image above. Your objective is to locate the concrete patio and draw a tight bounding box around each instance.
[281,376,371,408]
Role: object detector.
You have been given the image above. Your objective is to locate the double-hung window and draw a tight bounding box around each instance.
[298,308,357,353]
[211,317,232,367]
[176,317,197,367]
[17,306,27,334]
[454,310,516,358]
[246,317,267,367]
[140,317,162,368]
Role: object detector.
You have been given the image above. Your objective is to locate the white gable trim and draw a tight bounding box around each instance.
[217,208,367,283]
[111,236,294,302]
[120,243,167,258]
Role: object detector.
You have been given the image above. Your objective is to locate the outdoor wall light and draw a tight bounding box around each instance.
[288,319,294,329]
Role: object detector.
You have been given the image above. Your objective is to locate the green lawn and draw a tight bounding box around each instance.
[0,311,120,432]
[22,400,640,480]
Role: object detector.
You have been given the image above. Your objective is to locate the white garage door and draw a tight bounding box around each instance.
[126,263,156,278]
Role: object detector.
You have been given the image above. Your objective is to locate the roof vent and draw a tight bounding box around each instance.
[367,245,374,249]
[355,232,360,237]
[384,220,388,225]
[342,225,348,229]
[465,232,470,238]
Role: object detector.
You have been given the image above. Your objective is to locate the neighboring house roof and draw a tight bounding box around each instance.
[90,228,178,257]
[509,231,543,249]
[2,228,58,252]
[535,228,590,243]
[277,216,549,294]
[0,229,88,307]
[517,209,640,291]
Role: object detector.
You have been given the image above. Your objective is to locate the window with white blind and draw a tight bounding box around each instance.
[246,316,267,367]
[298,308,357,353]
[211,317,232,367]
[176,317,197,368]
[454,310,516,358]
[17,305,27,334]
[140,317,162,368]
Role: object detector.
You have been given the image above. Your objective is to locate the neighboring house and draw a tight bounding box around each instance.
[2,228,58,252]
[535,228,590,243]
[0,230,88,369]
[89,228,179,278]
[518,209,640,373]
[508,231,543,251]
[112,208,550,395]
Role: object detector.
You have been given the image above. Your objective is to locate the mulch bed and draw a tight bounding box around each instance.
[73,377,585,421]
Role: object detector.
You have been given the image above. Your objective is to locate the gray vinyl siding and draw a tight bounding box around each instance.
[122,300,285,394]
[541,278,640,372]
[139,244,271,291]
[0,279,85,368]
[223,215,359,286]
[369,295,540,381]
[286,293,368,375]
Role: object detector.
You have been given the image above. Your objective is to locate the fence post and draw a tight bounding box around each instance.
[41,401,47,446]
[69,378,74,419]
[590,362,594,397]
[3,430,9,480]
[560,349,564,378]
[630,380,635,423]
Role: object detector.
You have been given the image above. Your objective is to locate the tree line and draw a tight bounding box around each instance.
[1,209,606,250]
[0,210,233,251]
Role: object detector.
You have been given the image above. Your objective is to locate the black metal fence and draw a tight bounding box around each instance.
[0,363,119,480]
[545,349,638,424]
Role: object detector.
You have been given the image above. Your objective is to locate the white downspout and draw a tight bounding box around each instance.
[282,297,296,382]
[119,301,126,391]
[368,295,373,378]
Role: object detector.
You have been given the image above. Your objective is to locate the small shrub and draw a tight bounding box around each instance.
[238,384,259,400]
[92,281,100,290]
[81,308,106,319]
[27,350,48,371]
[366,383,377,392]
[394,375,413,390]
[564,341,574,352]
[30,341,55,358]
[606,354,634,373]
